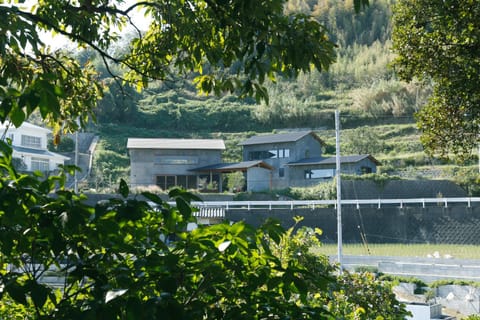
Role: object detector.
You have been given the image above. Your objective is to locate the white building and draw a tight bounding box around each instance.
[0,122,69,172]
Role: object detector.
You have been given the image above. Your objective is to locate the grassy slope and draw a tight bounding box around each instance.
[91,102,479,195]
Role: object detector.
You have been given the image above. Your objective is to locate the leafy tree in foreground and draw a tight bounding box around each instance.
[392,0,480,159]
[0,143,408,319]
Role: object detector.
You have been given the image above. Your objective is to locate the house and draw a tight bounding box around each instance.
[0,122,70,172]
[126,131,380,192]
[239,131,380,190]
[287,154,380,187]
[127,138,226,191]
[239,131,323,190]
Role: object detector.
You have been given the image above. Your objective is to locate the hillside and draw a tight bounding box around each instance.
[75,0,479,195]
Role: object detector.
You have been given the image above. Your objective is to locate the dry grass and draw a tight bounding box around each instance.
[313,243,480,260]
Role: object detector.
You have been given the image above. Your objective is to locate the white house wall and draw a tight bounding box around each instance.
[1,122,69,172]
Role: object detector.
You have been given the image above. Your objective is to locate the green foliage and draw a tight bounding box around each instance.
[341,173,402,186]
[287,181,337,200]
[327,271,411,319]
[392,0,480,159]
[349,79,430,117]
[91,149,130,191]
[0,140,410,319]
[48,136,75,152]
[378,275,427,289]
[430,279,480,289]
[0,0,425,318]
[444,165,480,196]
[96,80,141,123]
[354,266,379,274]
[226,172,246,192]
[135,93,260,132]
[124,0,339,102]
[1,0,363,136]
[343,127,385,155]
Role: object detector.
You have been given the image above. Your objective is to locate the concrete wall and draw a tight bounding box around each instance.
[246,167,271,192]
[226,205,480,244]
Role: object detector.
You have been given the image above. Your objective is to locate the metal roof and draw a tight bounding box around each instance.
[287,154,381,166]
[0,121,51,133]
[12,145,70,159]
[239,131,323,146]
[192,160,273,172]
[127,138,225,150]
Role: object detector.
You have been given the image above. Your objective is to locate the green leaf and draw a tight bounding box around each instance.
[6,282,27,305]
[175,197,192,218]
[0,98,13,121]
[9,105,25,128]
[27,280,50,308]
[119,179,129,198]
[141,191,164,205]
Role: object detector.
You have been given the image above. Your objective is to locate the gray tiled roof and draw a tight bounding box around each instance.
[127,138,225,150]
[239,131,322,146]
[192,160,273,172]
[287,155,380,166]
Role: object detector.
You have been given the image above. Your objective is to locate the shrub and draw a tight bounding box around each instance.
[48,136,75,152]
[287,181,337,200]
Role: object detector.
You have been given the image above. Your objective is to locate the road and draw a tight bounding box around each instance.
[330,255,480,283]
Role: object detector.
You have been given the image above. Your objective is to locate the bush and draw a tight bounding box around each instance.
[48,136,75,152]
[287,181,337,200]
[354,266,379,274]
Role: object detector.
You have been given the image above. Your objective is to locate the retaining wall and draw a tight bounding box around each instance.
[226,205,480,244]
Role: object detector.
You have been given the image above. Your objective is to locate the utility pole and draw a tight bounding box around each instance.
[335,109,343,273]
[74,129,78,193]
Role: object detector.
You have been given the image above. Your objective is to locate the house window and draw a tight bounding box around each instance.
[31,158,49,172]
[156,175,198,190]
[21,135,41,148]
[155,156,198,165]
[248,148,290,160]
[361,166,372,174]
[279,167,285,177]
[304,169,335,179]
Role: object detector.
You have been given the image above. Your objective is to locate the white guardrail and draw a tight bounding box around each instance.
[167,197,480,211]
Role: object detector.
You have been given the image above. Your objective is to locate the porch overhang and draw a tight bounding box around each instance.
[191,160,273,173]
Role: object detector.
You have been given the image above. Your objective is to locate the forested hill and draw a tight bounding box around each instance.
[92,0,424,135]
[81,0,478,193]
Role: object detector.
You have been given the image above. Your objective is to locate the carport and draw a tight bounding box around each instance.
[192,160,273,192]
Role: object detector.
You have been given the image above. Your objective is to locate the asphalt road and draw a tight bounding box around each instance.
[330,255,480,283]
